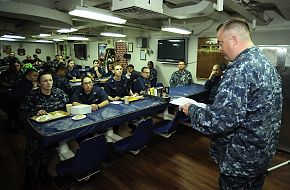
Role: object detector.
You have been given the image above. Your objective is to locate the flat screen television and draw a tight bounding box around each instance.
[157,38,187,63]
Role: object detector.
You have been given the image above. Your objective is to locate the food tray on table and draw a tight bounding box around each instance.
[69,79,81,83]
[30,110,70,123]
[121,96,144,102]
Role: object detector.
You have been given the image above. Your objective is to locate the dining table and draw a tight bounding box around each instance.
[27,95,168,146]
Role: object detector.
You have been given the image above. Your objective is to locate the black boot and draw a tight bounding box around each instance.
[38,163,51,185]
[24,167,38,190]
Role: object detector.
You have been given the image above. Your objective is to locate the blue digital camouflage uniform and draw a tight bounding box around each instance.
[188,47,282,179]
[53,74,73,98]
[149,68,157,87]
[169,69,193,87]
[20,87,69,167]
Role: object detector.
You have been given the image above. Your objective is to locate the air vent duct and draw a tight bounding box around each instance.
[112,0,163,17]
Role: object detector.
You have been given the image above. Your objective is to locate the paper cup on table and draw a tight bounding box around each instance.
[66,104,72,114]
[124,96,129,104]
[150,87,154,95]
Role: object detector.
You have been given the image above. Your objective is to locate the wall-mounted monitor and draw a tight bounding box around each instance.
[157,38,187,63]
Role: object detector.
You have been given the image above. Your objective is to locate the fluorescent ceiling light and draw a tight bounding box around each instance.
[100,32,126,38]
[53,39,64,42]
[57,28,78,33]
[69,6,126,24]
[39,34,51,37]
[35,40,53,43]
[0,37,16,41]
[67,36,89,41]
[161,26,192,35]
[2,34,26,39]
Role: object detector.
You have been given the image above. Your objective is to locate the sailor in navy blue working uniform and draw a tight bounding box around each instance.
[204,64,223,104]
[181,18,282,190]
[66,59,81,80]
[71,75,109,111]
[20,71,69,190]
[104,64,137,134]
[104,64,133,101]
[126,64,140,90]
[133,66,151,94]
[89,59,106,79]
[147,61,157,87]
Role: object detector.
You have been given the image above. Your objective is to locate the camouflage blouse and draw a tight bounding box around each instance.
[188,46,282,177]
[20,87,69,119]
[169,69,193,87]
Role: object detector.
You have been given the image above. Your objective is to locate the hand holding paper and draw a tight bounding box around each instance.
[170,97,207,108]
[170,97,207,116]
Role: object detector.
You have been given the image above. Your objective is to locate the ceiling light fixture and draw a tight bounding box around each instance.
[52,39,65,42]
[35,40,53,43]
[67,36,89,41]
[39,34,51,37]
[161,26,191,35]
[57,28,78,33]
[100,32,126,38]
[69,6,126,24]
[161,18,192,35]
[0,37,16,41]
[2,34,26,39]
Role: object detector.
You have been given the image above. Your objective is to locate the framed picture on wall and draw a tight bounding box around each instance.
[140,49,146,60]
[128,42,133,52]
[2,45,11,54]
[98,43,107,59]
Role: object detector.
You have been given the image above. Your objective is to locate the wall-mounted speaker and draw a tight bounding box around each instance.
[136,37,148,48]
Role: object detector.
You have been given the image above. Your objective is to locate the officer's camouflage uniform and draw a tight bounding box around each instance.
[169,69,193,87]
[188,47,282,189]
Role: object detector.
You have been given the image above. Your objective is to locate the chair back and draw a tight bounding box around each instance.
[70,135,107,177]
[128,118,153,151]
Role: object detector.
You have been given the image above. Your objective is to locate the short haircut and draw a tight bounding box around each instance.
[216,17,250,33]
[178,60,186,65]
[56,63,67,71]
[141,66,149,72]
[147,61,153,66]
[127,64,134,69]
[81,75,93,84]
[37,71,52,82]
[67,59,74,64]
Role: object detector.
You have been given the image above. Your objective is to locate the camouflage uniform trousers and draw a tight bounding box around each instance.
[24,136,55,168]
[219,173,266,190]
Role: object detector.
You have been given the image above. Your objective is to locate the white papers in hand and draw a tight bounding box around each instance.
[170,97,207,108]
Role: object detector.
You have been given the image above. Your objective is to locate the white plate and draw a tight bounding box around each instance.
[72,114,86,120]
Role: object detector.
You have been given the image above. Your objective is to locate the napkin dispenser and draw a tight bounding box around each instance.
[71,105,92,115]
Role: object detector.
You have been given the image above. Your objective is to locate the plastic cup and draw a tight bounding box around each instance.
[66,104,72,114]
[124,96,129,104]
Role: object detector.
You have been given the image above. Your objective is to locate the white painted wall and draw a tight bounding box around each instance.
[0,41,55,61]
[126,33,200,87]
